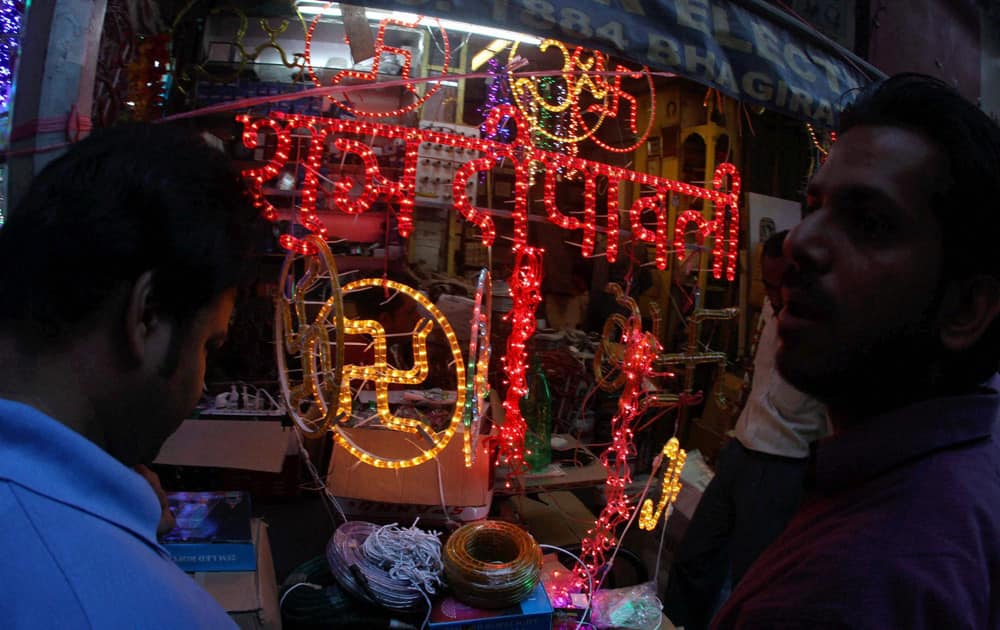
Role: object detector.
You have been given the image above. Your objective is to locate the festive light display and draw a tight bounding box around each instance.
[247,39,744,483]
[508,39,655,153]
[335,278,467,469]
[578,287,662,582]
[478,58,514,144]
[582,286,738,582]
[275,238,466,468]
[463,268,492,467]
[0,0,23,113]
[303,6,449,118]
[638,438,687,531]
[237,107,741,279]
[276,234,345,437]
[498,245,544,477]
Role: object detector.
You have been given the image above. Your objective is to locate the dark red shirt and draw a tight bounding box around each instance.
[713,375,1000,629]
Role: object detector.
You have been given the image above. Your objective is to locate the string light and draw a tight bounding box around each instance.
[443,520,542,609]
[275,235,345,437]
[498,244,543,477]
[334,278,467,469]
[581,286,737,584]
[507,39,654,152]
[578,303,660,584]
[237,109,741,281]
[638,438,687,531]
[479,58,514,144]
[0,0,22,113]
[463,269,492,467]
[303,6,450,119]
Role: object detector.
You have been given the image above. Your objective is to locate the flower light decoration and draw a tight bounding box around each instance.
[275,236,467,469]
[243,33,742,475]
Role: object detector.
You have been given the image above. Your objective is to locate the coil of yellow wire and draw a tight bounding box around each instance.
[443,520,542,609]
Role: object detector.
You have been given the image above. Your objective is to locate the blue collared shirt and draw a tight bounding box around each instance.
[0,398,236,629]
[713,374,1000,629]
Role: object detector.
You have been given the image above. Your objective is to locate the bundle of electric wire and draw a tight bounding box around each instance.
[326,520,444,612]
[278,555,399,629]
[442,520,542,609]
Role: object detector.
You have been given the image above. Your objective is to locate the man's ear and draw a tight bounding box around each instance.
[939,275,1000,352]
[124,270,158,362]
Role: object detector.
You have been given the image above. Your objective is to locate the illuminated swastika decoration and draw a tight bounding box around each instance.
[334,278,467,469]
[303,4,450,119]
[274,239,466,469]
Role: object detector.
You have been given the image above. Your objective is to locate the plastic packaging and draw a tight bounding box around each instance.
[591,581,663,630]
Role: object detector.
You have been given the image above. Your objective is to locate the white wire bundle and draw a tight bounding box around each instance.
[326,520,443,613]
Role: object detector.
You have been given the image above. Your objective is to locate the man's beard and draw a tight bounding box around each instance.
[778,314,944,423]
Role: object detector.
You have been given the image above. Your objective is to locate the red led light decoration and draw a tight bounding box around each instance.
[238,108,740,278]
[303,4,449,119]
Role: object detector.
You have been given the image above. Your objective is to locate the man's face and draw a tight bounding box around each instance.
[123,290,235,464]
[776,125,947,411]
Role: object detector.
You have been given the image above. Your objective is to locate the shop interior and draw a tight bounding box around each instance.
[3,1,861,628]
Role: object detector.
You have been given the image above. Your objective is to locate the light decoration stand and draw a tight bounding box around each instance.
[462,268,492,466]
[275,236,467,469]
[581,284,738,585]
[276,233,346,438]
[577,285,666,585]
[638,437,687,531]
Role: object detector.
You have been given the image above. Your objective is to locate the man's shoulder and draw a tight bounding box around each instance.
[1,481,234,628]
[719,529,992,629]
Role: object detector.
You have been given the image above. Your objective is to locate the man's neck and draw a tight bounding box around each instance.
[0,336,106,450]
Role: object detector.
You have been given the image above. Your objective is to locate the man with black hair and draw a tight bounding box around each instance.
[0,123,259,627]
[664,230,829,630]
[714,74,1000,628]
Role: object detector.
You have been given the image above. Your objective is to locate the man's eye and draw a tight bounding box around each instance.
[852,210,891,240]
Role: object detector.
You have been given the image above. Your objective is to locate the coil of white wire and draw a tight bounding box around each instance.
[326,520,444,612]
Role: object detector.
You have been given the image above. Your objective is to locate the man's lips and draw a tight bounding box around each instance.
[777,289,830,336]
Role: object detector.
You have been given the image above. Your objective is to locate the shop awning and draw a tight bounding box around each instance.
[352,0,885,127]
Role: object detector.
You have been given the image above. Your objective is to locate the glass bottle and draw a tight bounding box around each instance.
[521,357,552,472]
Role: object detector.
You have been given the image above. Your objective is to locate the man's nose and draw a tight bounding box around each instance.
[783,212,832,279]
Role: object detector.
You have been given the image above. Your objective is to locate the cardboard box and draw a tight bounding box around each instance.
[194,519,281,630]
[326,425,493,509]
[161,491,255,572]
[429,582,553,630]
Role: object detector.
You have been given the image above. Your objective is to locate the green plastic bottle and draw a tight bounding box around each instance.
[521,358,552,472]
